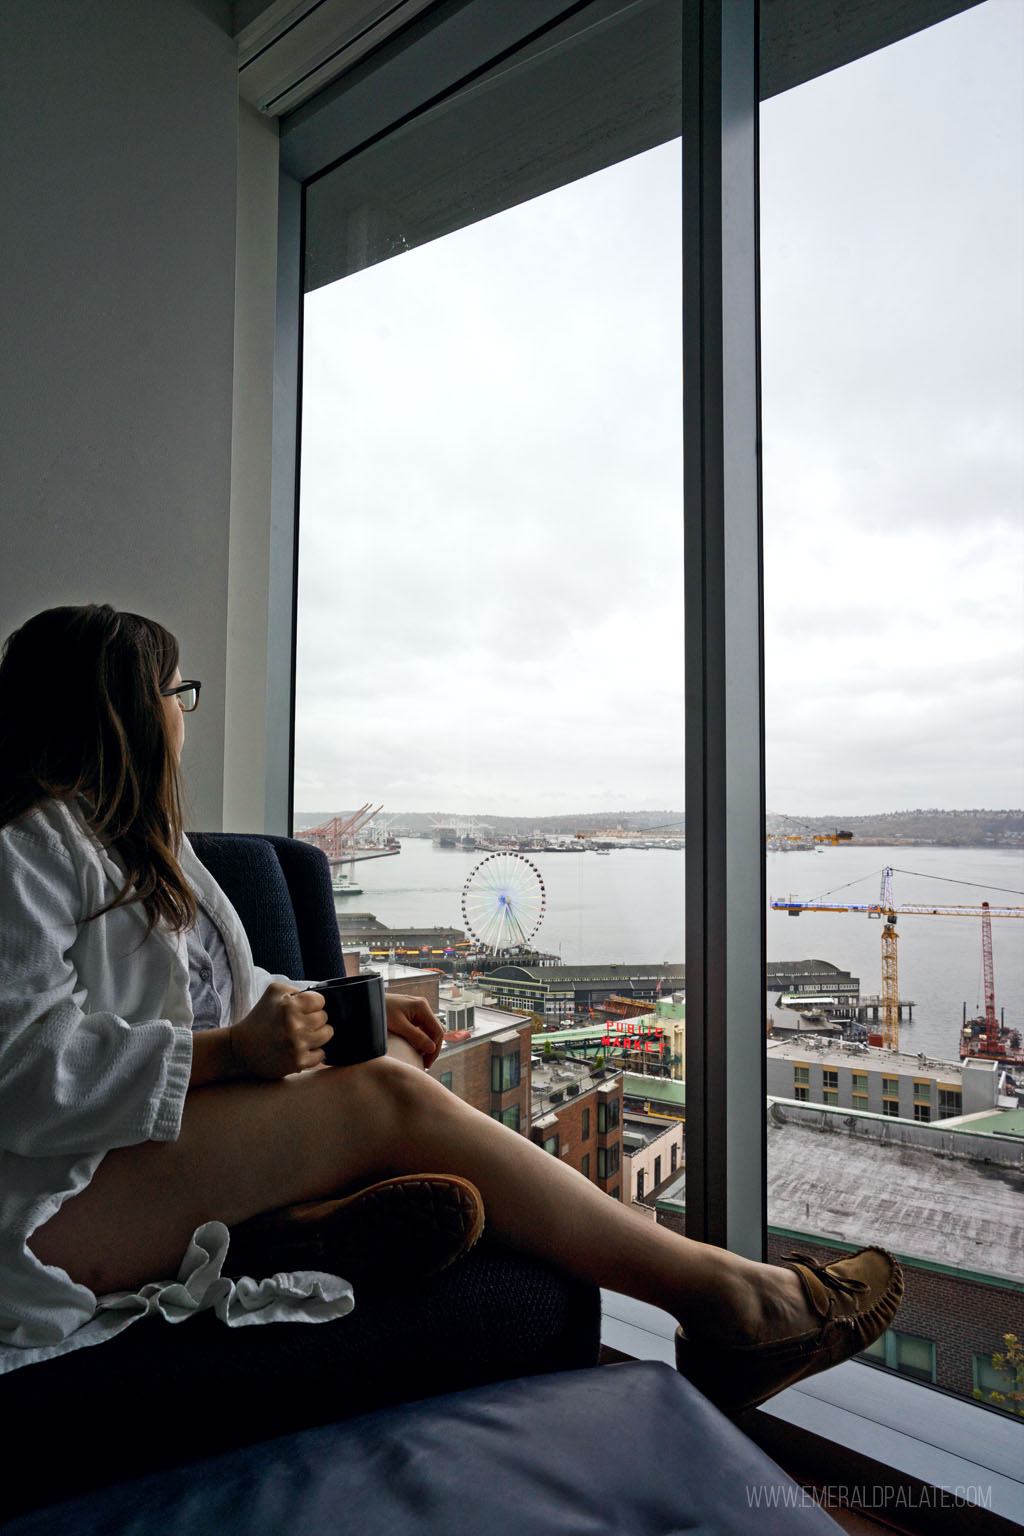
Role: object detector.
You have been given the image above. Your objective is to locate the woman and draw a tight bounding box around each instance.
[0,604,902,1410]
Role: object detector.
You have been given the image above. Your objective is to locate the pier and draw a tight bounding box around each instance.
[850,994,915,1023]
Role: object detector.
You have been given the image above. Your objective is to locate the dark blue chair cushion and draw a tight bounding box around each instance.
[188,831,346,981]
[188,831,307,977]
[1,1363,839,1536]
[258,833,346,980]
[0,1242,600,1521]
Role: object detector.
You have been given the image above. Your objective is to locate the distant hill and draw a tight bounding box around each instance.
[766,809,1023,848]
[293,809,685,837]
[294,808,1022,847]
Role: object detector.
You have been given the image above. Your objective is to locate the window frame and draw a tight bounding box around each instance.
[271,0,1022,1515]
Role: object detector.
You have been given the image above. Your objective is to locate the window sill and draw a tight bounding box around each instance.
[600,1290,1024,1526]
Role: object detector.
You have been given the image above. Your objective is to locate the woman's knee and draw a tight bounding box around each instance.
[317,1053,445,1133]
[351,1054,447,1117]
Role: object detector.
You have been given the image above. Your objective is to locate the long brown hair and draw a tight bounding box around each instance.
[0,604,198,934]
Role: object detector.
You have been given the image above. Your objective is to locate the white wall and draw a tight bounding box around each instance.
[225,102,281,830]
[0,0,258,829]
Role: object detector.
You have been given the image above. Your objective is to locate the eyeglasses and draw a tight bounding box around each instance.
[160,680,202,712]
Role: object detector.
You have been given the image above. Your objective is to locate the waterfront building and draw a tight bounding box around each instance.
[766,958,860,1004]
[483,962,686,1018]
[765,1035,1007,1121]
[337,911,469,963]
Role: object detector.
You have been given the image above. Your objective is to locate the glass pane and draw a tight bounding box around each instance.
[296,16,683,1223]
[761,0,1024,1412]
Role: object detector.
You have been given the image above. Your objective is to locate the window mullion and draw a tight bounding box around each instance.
[682,0,766,1258]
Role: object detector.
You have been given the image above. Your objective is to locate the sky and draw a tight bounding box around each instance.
[294,0,1023,819]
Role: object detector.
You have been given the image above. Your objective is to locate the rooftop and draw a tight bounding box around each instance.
[622,1073,686,1108]
[486,963,686,983]
[437,1001,532,1051]
[765,1101,1024,1283]
[938,1106,1024,1138]
[622,1112,678,1153]
[766,959,850,975]
[766,1034,965,1080]
[652,1100,1024,1283]
[530,1056,619,1119]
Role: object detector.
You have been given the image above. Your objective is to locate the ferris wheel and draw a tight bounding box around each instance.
[461,852,546,951]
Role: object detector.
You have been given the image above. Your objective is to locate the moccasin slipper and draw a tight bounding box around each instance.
[674,1245,904,1415]
[227,1173,485,1288]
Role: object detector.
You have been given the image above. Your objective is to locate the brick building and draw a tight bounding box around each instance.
[413,978,628,1199]
[343,955,443,1012]
[530,1058,624,1200]
[766,1233,1024,1406]
[649,1099,1024,1413]
[426,1004,533,1135]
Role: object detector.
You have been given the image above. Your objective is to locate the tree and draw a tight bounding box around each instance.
[973,1334,1024,1416]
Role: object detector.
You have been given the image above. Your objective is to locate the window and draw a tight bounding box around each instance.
[653,1156,661,1187]
[542,1134,559,1157]
[822,1090,838,1107]
[822,1070,838,1092]
[862,1330,936,1384]
[491,1053,521,1095]
[793,1086,809,1102]
[761,0,1022,1428]
[636,1168,646,1200]
[581,1107,590,1142]
[670,1143,678,1173]
[440,1071,453,1091]
[793,1065,809,1087]
[581,1153,590,1180]
[597,1143,620,1181]
[597,1098,620,1135]
[938,1088,962,1118]
[490,1104,521,1132]
[973,1353,1020,1412]
[290,0,1022,1470]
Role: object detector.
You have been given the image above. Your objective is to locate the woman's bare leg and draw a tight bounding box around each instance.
[31,1055,808,1341]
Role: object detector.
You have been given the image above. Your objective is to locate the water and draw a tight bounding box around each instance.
[339,841,1024,1064]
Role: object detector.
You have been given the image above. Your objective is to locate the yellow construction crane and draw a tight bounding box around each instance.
[772,867,1024,1051]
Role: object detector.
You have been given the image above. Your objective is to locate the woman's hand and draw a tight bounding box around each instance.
[228,983,332,1080]
[385,993,445,1069]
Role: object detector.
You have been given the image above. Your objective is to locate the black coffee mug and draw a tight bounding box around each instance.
[307,972,387,1066]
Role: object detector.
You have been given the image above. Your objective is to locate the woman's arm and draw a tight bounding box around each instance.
[189,984,330,1086]
[384,993,445,1068]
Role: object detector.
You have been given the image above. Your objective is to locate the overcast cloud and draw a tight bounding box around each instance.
[295,0,1023,818]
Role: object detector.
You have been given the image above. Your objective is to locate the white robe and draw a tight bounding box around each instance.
[0,798,353,1373]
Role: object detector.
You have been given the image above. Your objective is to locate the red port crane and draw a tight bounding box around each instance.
[960,902,1024,1067]
[296,804,383,864]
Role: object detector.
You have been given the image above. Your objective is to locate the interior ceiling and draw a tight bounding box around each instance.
[234,0,984,118]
